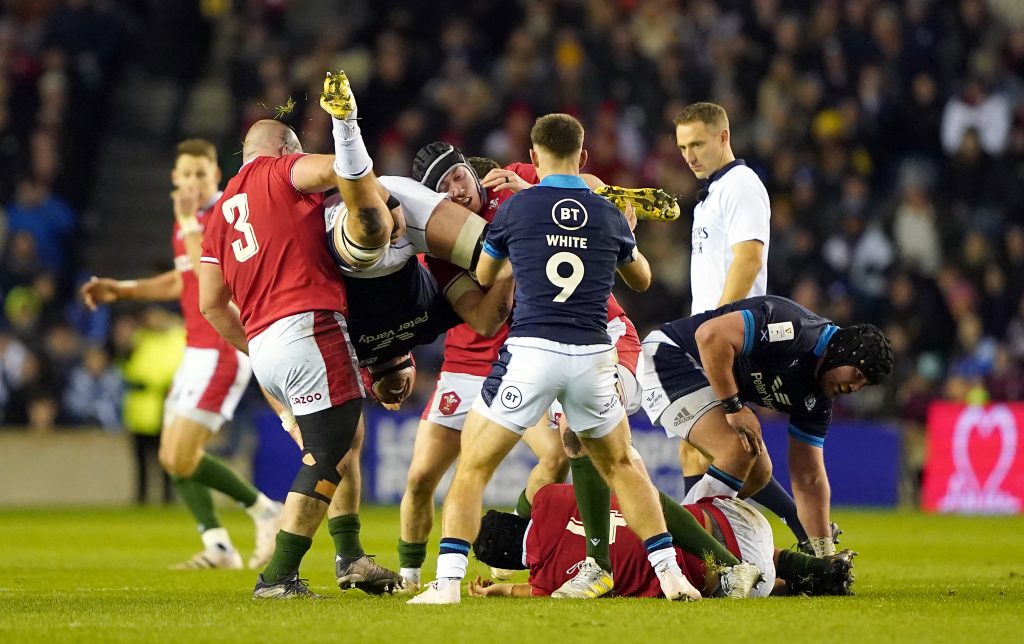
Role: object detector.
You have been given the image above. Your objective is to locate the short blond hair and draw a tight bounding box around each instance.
[176,138,217,163]
[674,102,729,130]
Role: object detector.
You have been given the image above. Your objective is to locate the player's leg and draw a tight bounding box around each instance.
[255,398,361,597]
[683,406,768,502]
[679,440,711,494]
[319,70,395,264]
[408,410,523,604]
[327,415,403,594]
[398,419,462,590]
[160,415,241,569]
[521,412,569,502]
[578,419,700,601]
[161,349,281,570]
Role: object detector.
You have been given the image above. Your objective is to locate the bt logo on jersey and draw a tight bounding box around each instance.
[551,198,589,231]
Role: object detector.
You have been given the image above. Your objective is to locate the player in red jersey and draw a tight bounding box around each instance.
[80,139,281,571]
[396,143,656,596]
[469,482,857,599]
[198,109,406,598]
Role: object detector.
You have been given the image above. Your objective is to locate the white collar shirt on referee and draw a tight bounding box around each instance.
[690,159,771,315]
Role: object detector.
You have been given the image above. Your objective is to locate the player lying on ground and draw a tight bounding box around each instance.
[639,295,894,557]
[469,480,856,598]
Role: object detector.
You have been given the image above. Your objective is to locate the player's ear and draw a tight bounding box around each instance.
[529,148,538,167]
[578,148,588,170]
[170,168,179,186]
[720,127,730,146]
[214,165,222,184]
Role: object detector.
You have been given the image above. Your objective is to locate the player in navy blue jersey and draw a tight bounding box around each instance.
[408,113,761,604]
[638,295,894,557]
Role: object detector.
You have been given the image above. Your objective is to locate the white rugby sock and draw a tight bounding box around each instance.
[436,553,468,581]
[647,546,678,571]
[200,527,234,551]
[245,493,276,518]
[809,536,836,557]
[400,567,421,585]
[332,117,372,180]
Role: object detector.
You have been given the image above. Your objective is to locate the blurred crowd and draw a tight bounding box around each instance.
[2,0,1023,447]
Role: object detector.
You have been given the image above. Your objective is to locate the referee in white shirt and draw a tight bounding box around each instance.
[671,103,816,551]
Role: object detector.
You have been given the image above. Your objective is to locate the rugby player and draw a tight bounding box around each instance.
[398,142,650,598]
[469,482,857,598]
[81,139,281,570]
[638,295,894,557]
[198,114,403,598]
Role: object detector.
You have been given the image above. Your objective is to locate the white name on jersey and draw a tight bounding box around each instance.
[546,234,588,249]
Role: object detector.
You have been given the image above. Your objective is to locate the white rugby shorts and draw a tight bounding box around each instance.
[713,497,777,598]
[471,338,624,438]
[637,330,719,441]
[248,311,364,416]
[164,346,251,432]
[421,371,485,431]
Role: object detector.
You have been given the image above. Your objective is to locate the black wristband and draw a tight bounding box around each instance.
[385,193,401,210]
[720,394,743,414]
[370,357,414,381]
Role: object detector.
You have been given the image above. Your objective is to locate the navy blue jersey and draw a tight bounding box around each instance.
[482,174,636,345]
[342,258,463,367]
[662,296,837,444]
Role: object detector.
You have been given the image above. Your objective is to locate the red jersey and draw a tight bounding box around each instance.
[174,194,233,349]
[438,163,634,376]
[524,484,742,597]
[200,154,346,340]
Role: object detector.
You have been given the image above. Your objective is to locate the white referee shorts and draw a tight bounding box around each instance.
[248,311,364,416]
[713,497,777,598]
[421,371,485,431]
[471,337,624,438]
[164,346,251,432]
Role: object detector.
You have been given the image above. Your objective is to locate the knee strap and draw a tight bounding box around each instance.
[289,400,362,502]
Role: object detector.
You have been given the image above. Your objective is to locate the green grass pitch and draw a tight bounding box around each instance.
[1,505,1022,643]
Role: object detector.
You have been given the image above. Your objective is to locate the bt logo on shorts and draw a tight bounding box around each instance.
[292,393,323,405]
[499,385,523,409]
[551,198,588,231]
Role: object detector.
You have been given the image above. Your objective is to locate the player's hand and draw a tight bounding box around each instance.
[389,203,406,244]
[481,168,530,193]
[622,201,637,232]
[286,425,304,450]
[371,364,415,406]
[468,576,501,597]
[725,406,764,455]
[80,276,121,311]
[171,184,201,220]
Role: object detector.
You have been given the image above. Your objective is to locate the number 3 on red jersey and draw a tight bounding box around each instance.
[222,193,259,262]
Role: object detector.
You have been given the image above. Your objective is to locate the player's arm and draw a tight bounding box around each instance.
[694,312,764,454]
[467,576,534,598]
[197,263,249,354]
[615,203,650,291]
[80,269,183,310]
[446,268,514,336]
[260,385,302,449]
[424,199,489,270]
[617,250,651,291]
[172,186,204,275]
[716,240,764,307]
[290,153,339,194]
[788,434,832,548]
